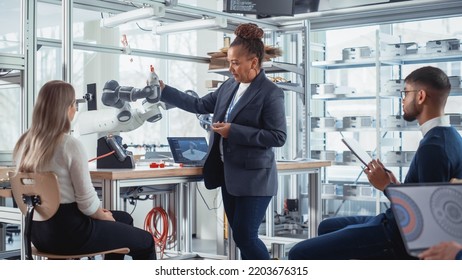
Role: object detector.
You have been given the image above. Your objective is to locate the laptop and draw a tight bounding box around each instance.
[167,137,208,167]
[385,183,462,256]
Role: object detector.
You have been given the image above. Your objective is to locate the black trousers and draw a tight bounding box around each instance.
[31,203,156,260]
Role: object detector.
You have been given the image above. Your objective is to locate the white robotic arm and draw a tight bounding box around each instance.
[74,102,167,136]
[72,70,210,138]
[71,68,169,168]
[73,76,166,137]
[73,106,149,136]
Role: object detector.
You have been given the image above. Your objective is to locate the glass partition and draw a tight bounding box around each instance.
[0,1,21,55]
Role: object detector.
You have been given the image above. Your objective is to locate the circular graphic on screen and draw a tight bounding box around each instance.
[388,189,423,242]
[430,187,462,239]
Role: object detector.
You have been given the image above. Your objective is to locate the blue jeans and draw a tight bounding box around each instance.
[288,212,414,260]
[221,185,272,260]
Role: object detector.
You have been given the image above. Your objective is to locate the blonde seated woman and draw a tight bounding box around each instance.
[13,80,155,260]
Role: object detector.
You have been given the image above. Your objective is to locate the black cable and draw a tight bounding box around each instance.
[129,2,142,8]
[0,69,13,77]
[196,184,221,210]
[136,22,151,32]
[130,0,152,32]
[129,199,137,215]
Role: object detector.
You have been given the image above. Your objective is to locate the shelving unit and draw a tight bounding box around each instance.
[311,31,393,217]
[312,58,377,69]
[311,26,462,219]
[381,50,462,65]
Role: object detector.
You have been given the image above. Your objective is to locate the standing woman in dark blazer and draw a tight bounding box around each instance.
[160,23,287,259]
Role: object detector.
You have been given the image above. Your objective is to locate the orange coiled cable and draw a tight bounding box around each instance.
[144,207,172,259]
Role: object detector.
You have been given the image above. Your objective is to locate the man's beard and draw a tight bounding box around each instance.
[403,102,418,122]
[403,112,417,122]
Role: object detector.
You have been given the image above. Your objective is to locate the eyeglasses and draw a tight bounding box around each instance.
[400,89,420,99]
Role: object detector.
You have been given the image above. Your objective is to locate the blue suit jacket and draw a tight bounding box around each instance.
[161,70,287,196]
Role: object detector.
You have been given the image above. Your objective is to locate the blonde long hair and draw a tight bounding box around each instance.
[13,80,76,172]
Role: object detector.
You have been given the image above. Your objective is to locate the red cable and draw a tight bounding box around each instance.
[144,207,173,259]
[88,151,115,162]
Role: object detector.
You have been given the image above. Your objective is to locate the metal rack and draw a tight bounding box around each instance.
[312,27,462,218]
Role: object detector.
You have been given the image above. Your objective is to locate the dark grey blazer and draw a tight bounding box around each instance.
[161,70,287,196]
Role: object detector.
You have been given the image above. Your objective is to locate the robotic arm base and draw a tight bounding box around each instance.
[96,136,135,169]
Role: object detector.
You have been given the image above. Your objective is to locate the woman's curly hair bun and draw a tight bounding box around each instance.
[234,23,264,40]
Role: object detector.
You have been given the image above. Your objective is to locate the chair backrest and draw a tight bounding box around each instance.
[8,172,60,221]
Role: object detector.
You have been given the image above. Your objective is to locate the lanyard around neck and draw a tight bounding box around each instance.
[225,92,238,122]
[225,82,250,122]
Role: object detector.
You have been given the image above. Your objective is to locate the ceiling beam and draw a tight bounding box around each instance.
[39,0,282,32]
[264,0,462,31]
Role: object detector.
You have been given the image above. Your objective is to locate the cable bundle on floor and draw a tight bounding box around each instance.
[144,207,174,259]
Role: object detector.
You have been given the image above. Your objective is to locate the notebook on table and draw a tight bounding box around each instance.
[167,137,208,167]
[385,183,462,256]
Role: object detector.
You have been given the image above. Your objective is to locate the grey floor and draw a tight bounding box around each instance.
[2,231,291,260]
[1,232,221,260]
[191,238,219,254]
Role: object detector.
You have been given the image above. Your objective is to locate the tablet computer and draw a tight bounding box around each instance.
[341,137,373,166]
[342,138,391,173]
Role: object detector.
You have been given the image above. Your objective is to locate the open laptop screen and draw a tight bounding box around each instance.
[167,137,208,166]
[385,183,462,256]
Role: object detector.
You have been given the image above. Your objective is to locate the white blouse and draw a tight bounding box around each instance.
[17,134,100,216]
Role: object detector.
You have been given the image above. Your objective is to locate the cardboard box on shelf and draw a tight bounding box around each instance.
[207,51,229,70]
[207,51,227,58]
[208,58,229,70]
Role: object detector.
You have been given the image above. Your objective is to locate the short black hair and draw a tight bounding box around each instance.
[404,66,451,93]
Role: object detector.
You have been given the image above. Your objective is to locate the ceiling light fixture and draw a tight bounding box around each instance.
[100,4,166,28]
[152,17,227,35]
